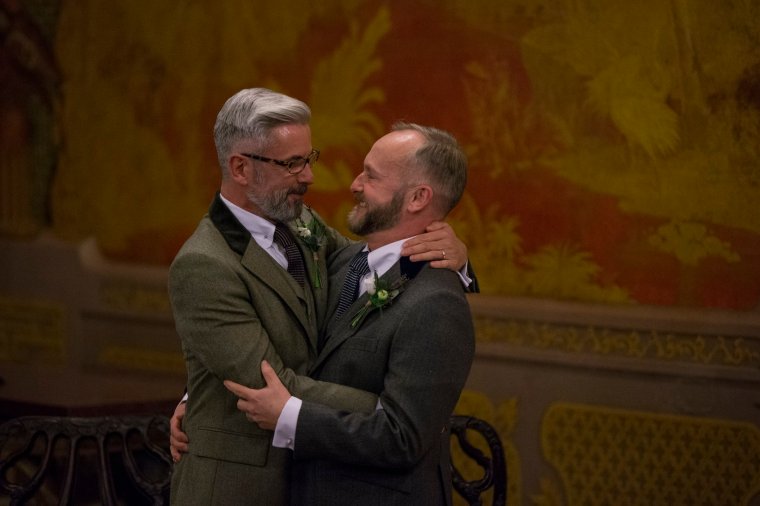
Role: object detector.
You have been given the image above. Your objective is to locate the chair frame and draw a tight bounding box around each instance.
[450,414,507,506]
[0,415,171,505]
[2,414,505,505]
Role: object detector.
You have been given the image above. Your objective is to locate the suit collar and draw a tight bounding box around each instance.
[211,193,322,289]
[399,255,425,280]
[209,192,318,349]
[209,192,250,256]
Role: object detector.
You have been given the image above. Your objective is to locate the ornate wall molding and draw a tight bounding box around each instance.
[468,295,760,380]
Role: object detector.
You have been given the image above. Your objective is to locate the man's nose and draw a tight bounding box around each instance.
[350,173,363,192]
[297,162,314,184]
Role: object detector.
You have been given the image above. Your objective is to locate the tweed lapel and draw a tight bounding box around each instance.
[313,253,426,371]
[208,193,317,348]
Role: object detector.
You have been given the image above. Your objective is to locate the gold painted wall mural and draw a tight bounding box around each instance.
[3,0,760,310]
[4,4,757,504]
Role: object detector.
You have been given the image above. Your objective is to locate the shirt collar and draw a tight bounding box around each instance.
[219,193,277,247]
[366,237,413,278]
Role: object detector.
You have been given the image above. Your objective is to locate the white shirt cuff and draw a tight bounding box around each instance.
[272,396,301,450]
[458,260,473,288]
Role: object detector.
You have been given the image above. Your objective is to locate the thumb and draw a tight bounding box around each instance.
[261,360,278,386]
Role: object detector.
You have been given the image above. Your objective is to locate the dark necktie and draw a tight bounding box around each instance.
[333,250,370,320]
[274,224,306,286]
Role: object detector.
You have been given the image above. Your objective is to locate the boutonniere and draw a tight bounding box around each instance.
[295,208,327,288]
[350,273,408,328]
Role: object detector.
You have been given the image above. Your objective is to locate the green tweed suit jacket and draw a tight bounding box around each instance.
[169,193,377,506]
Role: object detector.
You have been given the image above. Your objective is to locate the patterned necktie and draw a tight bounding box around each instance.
[333,250,370,320]
[274,224,306,286]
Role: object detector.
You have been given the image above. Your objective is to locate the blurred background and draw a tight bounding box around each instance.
[1,0,759,504]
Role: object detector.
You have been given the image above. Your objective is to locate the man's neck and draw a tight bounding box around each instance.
[364,221,427,251]
[220,187,274,224]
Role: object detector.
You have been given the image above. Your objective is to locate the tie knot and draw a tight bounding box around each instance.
[349,250,370,274]
[332,249,371,323]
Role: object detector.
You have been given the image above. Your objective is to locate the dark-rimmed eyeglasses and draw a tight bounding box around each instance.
[241,149,319,174]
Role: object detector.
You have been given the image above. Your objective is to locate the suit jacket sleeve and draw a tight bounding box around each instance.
[171,250,271,386]
[170,248,377,415]
[465,261,479,293]
[292,284,475,468]
[275,367,378,413]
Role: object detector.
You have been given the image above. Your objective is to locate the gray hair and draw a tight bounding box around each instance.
[392,122,467,215]
[214,88,311,174]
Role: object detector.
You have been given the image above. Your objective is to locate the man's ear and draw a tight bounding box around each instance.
[407,185,433,213]
[227,155,249,184]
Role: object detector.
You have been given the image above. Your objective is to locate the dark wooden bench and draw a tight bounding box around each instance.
[1,414,506,505]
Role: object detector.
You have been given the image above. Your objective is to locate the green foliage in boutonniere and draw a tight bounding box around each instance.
[295,208,327,288]
[350,272,408,328]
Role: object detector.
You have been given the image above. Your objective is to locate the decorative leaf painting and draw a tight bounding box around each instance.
[9,0,759,310]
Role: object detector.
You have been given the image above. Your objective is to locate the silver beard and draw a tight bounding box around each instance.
[246,184,307,222]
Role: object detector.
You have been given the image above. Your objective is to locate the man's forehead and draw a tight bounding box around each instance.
[260,123,312,153]
[378,129,420,147]
[364,153,406,182]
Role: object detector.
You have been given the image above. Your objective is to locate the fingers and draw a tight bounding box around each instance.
[224,364,287,432]
[400,221,457,260]
[426,259,449,269]
[403,242,466,271]
[170,416,189,443]
[169,411,189,463]
[170,412,181,432]
[170,445,182,463]
[401,236,446,259]
[223,379,247,397]
[402,244,450,263]
[170,433,189,461]
[261,360,277,386]
[224,380,258,420]
[171,427,189,444]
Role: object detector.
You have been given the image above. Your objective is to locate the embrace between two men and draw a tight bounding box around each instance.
[169,88,476,506]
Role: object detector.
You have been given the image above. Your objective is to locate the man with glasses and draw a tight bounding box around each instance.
[168,88,470,505]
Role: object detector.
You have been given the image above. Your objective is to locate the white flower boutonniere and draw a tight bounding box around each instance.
[295,208,327,288]
[350,272,408,329]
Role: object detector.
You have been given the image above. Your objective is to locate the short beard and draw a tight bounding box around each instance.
[347,191,404,236]
[246,181,307,223]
